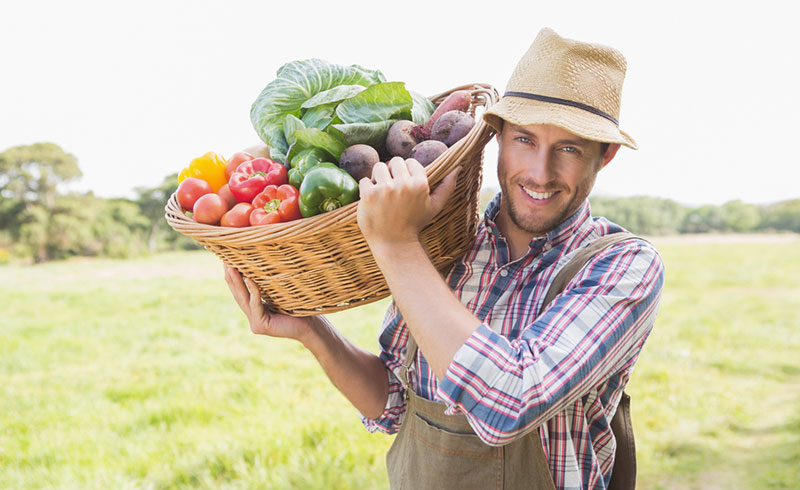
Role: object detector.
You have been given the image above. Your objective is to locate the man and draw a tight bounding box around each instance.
[225,27,664,490]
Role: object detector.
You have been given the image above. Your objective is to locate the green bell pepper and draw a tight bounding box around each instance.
[288,148,328,189]
[298,163,359,218]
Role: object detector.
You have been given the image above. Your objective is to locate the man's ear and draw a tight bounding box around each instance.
[601,143,621,169]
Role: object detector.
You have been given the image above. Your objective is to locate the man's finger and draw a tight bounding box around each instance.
[358,176,374,198]
[244,277,262,311]
[388,157,411,179]
[406,158,426,178]
[224,265,250,311]
[371,161,390,184]
[244,276,272,330]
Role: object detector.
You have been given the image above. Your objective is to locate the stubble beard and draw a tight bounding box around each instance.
[499,174,597,237]
[503,187,572,236]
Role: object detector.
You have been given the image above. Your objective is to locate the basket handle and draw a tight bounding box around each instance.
[428,83,500,111]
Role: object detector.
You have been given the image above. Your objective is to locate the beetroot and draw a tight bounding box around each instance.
[430,110,475,147]
[386,120,421,158]
[339,144,380,181]
[425,90,471,132]
[408,140,448,167]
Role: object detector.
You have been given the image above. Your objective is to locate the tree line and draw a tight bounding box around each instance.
[0,143,197,263]
[2,143,798,264]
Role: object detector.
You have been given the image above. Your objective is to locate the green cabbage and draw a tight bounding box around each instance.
[250,59,434,163]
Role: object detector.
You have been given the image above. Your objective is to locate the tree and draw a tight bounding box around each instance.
[681,205,726,233]
[11,193,150,261]
[0,142,81,208]
[721,200,761,232]
[0,143,84,261]
[135,173,179,252]
[1,142,157,261]
[590,195,689,235]
[134,174,200,252]
[761,199,800,233]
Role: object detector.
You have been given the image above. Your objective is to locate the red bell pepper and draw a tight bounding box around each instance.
[250,184,302,225]
[228,157,288,203]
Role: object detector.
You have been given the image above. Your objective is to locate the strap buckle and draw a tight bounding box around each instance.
[397,362,416,401]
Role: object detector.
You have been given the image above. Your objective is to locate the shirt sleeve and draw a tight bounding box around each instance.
[360,301,409,434]
[435,239,665,446]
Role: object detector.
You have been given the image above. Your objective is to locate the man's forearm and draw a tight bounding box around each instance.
[300,317,390,419]
[355,158,477,380]
[370,239,481,380]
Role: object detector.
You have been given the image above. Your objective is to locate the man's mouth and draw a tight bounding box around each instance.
[521,185,557,201]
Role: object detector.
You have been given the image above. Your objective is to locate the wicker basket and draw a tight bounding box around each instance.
[165,83,499,316]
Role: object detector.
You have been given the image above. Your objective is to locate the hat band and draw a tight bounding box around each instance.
[504,91,619,126]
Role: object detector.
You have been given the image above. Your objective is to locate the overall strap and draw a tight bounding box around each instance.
[542,231,637,307]
[541,230,641,490]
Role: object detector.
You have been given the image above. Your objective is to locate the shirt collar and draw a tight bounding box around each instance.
[545,200,593,248]
[483,192,593,249]
[483,192,503,239]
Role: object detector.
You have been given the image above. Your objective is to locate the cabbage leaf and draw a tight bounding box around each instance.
[411,92,436,126]
[250,59,385,161]
[250,58,434,163]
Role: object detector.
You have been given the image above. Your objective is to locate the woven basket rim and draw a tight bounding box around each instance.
[165,83,500,246]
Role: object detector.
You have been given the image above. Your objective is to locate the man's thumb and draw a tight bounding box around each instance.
[429,166,461,216]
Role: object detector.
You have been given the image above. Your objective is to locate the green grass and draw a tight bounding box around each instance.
[631,238,800,489]
[1,239,798,489]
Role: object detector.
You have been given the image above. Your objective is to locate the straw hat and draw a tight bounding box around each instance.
[484,27,637,149]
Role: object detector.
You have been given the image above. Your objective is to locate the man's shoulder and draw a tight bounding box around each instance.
[588,217,656,248]
[579,220,664,271]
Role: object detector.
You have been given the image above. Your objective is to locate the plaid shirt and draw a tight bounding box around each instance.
[362,194,665,490]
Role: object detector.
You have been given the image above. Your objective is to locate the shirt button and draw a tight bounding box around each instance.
[499,269,509,277]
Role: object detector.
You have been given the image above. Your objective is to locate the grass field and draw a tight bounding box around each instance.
[1,236,799,489]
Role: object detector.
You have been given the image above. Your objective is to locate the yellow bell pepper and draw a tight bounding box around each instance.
[178,151,228,192]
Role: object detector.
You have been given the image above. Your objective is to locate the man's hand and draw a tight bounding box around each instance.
[224,265,391,419]
[357,156,459,250]
[224,265,320,343]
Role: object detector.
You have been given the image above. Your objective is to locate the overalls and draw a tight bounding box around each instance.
[387,333,557,490]
[385,233,639,490]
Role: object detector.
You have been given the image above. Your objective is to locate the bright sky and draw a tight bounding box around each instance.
[2,1,798,206]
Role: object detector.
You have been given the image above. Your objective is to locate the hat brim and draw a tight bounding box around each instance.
[483,97,638,150]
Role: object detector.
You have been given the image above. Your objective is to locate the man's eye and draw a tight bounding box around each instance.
[516,136,531,144]
[562,146,579,153]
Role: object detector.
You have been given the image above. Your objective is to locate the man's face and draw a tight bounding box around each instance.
[496,123,611,237]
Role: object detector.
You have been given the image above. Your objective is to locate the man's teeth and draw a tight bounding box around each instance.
[522,187,555,200]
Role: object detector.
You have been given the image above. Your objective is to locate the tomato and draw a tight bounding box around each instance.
[220,202,254,227]
[176,177,212,210]
[217,184,238,208]
[225,152,255,181]
[193,193,229,225]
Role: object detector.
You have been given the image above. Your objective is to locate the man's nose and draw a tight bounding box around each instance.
[526,150,556,185]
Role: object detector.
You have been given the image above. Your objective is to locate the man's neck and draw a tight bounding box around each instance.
[494,208,542,262]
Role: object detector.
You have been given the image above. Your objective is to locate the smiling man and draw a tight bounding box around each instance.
[494,123,619,259]
[226,27,664,490]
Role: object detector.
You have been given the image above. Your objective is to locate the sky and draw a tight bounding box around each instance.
[2,1,798,206]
